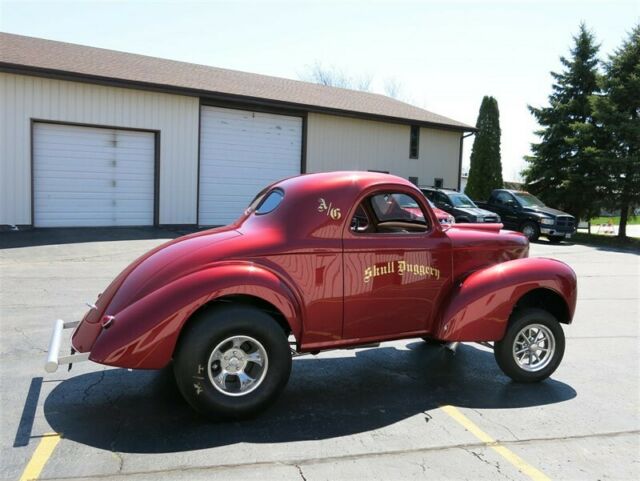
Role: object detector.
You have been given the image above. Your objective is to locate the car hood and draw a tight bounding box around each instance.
[455,207,500,218]
[522,206,573,218]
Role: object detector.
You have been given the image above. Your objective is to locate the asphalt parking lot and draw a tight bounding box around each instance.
[1,228,638,481]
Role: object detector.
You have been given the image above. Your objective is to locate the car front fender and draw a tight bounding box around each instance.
[88,262,302,369]
[433,257,577,342]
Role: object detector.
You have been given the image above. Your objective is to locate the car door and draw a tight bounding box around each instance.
[342,188,452,340]
[494,192,520,230]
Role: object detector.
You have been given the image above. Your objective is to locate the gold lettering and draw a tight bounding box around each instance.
[398,260,406,276]
[364,267,373,283]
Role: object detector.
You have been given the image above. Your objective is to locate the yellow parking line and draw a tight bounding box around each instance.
[18,433,61,481]
[440,405,550,481]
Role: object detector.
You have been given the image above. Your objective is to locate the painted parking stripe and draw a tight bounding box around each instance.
[441,405,550,481]
[18,433,61,481]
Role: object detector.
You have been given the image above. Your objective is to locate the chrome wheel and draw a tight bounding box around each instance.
[207,335,269,397]
[512,324,556,372]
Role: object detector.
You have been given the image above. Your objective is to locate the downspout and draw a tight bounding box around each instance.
[458,132,475,191]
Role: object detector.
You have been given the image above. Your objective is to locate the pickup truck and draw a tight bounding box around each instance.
[475,189,576,242]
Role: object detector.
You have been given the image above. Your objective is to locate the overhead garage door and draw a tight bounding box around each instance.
[199,106,302,226]
[33,123,155,227]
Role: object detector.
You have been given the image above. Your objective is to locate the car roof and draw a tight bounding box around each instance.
[420,187,459,194]
[275,171,416,193]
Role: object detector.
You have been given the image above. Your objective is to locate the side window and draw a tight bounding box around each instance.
[495,192,512,205]
[350,204,371,233]
[255,189,284,214]
[368,192,430,234]
[436,192,450,205]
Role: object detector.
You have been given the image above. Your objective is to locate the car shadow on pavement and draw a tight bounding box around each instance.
[43,343,576,454]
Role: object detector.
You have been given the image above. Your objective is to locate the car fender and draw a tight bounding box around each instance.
[433,257,577,342]
[88,262,302,369]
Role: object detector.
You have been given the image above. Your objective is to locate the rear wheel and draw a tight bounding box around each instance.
[494,308,565,382]
[521,221,540,241]
[173,305,291,420]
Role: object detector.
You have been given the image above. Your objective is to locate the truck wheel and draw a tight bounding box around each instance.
[173,305,292,420]
[521,221,540,241]
[494,308,565,383]
[548,236,564,244]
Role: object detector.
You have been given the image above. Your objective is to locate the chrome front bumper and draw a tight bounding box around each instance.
[45,319,90,373]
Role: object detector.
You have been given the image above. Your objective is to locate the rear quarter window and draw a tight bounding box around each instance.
[255,189,284,215]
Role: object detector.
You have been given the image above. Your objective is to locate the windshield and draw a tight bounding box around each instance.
[513,192,546,208]
[449,193,476,208]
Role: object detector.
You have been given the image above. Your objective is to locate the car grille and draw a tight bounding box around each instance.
[556,216,575,229]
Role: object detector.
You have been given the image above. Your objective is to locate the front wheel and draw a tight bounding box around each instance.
[521,221,540,241]
[173,305,292,420]
[494,308,565,382]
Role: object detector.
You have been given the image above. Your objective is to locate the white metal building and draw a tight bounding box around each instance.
[0,33,474,228]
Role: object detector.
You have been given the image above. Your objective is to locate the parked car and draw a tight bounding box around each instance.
[421,187,500,224]
[398,194,455,225]
[46,172,577,420]
[475,189,576,242]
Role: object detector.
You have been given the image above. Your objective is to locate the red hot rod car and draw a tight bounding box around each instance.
[46,172,577,419]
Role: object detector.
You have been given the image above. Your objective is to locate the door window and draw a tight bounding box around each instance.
[495,192,514,205]
[352,192,429,234]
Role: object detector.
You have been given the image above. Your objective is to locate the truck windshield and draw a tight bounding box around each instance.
[513,192,546,207]
[449,193,477,208]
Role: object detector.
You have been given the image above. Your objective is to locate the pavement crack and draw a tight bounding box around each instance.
[460,447,510,480]
[14,326,47,353]
[295,464,308,481]
[111,451,124,473]
[81,369,106,403]
[469,408,520,440]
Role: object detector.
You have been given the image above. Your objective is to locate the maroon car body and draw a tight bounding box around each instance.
[48,172,577,418]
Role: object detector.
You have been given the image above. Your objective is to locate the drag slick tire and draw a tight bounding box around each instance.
[173,305,292,420]
[494,308,565,383]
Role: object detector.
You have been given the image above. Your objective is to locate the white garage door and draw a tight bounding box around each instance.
[33,123,155,227]
[199,106,302,226]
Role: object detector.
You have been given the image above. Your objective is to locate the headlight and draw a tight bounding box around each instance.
[540,218,554,225]
[447,216,455,224]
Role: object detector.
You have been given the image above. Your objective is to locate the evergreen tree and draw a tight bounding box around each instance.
[466,96,503,200]
[523,23,602,221]
[591,25,640,238]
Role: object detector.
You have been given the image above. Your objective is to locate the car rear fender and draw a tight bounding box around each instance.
[88,262,302,369]
[433,257,577,342]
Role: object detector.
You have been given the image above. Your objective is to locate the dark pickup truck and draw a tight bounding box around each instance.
[476,189,576,242]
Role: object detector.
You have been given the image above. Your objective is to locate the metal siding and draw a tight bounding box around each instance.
[199,106,302,226]
[0,72,199,225]
[33,123,155,227]
[305,113,461,188]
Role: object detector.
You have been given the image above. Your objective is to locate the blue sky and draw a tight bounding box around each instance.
[1,0,638,181]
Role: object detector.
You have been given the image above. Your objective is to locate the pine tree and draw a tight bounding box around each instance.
[465,96,503,200]
[523,23,602,221]
[591,25,640,238]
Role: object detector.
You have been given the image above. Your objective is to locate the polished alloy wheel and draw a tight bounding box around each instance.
[207,335,269,396]
[512,323,556,372]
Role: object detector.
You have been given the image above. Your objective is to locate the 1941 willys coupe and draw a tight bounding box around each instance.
[45,172,577,419]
